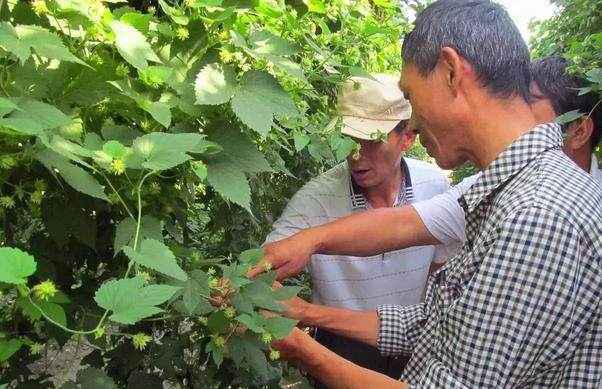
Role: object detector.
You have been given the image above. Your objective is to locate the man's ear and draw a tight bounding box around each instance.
[566,117,594,150]
[438,47,465,97]
[400,130,417,151]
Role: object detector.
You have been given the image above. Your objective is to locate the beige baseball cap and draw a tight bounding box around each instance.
[338,73,412,140]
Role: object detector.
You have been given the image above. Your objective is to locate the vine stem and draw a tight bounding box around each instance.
[99,170,135,220]
[30,171,154,335]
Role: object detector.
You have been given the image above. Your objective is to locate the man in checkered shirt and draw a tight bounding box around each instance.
[251,1,602,387]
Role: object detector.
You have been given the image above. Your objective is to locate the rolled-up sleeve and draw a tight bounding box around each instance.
[376,304,426,356]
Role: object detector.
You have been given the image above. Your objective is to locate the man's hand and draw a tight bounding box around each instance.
[248,230,318,280]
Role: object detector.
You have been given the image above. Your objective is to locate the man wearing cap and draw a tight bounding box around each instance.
[264,73,450,383]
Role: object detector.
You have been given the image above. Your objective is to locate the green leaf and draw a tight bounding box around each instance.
[194,63,237,105]
[130,132,218,171]
[235,313,264,333]
[0,339,22,362]
[0,23,87,65]
[0,97,19,117]
[73,367,118,389]
[239,248,263,266]
[191,160,208,181]
[123,239,188,281]
[0,99,72,136]
[0,247,37,284]
[109,80,172,128]
[114,215,163,255]
[264,316,297,339]
[176,270,210,314]
[103,140,128,159]
[231,71,298,137]
[110,20,161,70]
[58,162,108,200]
[303,0,326,13]
[158,0,189,25]
[555,109,584,125]
[139,65,174,87]
[586,68,602,84]
[248,30,297,57]
[272,285,301,301]
[239,281,283,312]
[207,310,229,334]
[229,335,269,379]
[293,131,310,151]
[94,277,180,324]
[39,301,67,327]
[206,161,251,210]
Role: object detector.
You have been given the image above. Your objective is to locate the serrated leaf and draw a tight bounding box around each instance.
[123,239,188,281]
[206,161,251,210]
[229,335,269,379]
[231,71,298,137]
[114,215,163,255]
[239,281,283,312]
[264,316,297,339]
[0,247,37,284]
[0,339,22,362]
[0,99,72,135]
[194,63,237,105]
[209,130,272,174]
[239,248,263,266]
[139,65,174,87]
[555,109,584,125]
[235,313,264,333]
[109,80,172,128]
[0,22,30,63]
[110,20,161,70]
[176,270,210,314]
[130,132,218,171]
[94,277,180,324]
[272,285,302,301]
[207,310,229,334]
[74,367,118,389]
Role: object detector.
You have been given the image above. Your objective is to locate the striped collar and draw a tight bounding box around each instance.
[349,158,414,210]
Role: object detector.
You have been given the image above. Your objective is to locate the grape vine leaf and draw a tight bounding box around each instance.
[0,23,88,66]
[123,239,188,281]
[194,63,237,105]
[114,215,163,255]
[94,277,181,324]
[110,21,161,70]
[0,339,22,362]
[230,71,298,137]
[0,247,37,284]
[0,99,72,135]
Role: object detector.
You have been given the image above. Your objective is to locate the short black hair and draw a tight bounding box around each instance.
[531,56,601,150]
[402,0,532,102]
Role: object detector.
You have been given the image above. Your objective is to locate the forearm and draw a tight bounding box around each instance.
[297,302,379,347]
[289,330,408,389]
[307,206,439,257]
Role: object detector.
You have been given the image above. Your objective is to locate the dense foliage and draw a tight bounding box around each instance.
[530,0,602,158]
[0,0,411,387]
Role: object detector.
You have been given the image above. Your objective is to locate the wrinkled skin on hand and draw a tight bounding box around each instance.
[248,233,315,280]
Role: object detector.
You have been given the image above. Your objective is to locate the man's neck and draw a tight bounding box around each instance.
[362,165,403,209]
[464,96,539,169]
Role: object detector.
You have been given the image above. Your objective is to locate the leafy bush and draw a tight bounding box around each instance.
[530,0,602,158]
[0,0,410,387]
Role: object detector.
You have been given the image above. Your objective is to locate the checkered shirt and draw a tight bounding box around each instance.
[377,123,602,387]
